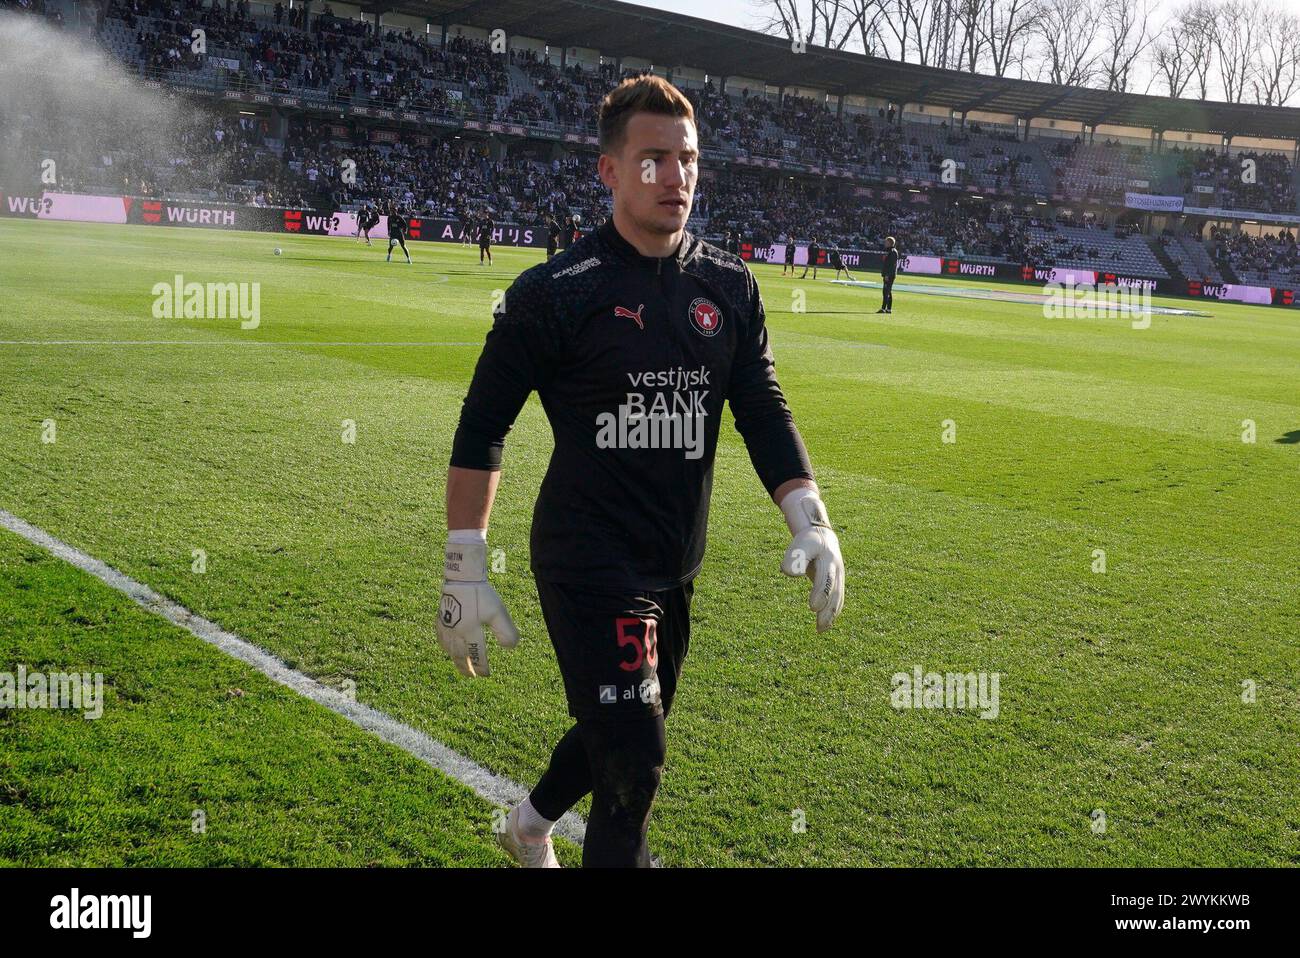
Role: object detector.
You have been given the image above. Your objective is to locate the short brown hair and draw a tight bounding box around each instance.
[598,74,696,155]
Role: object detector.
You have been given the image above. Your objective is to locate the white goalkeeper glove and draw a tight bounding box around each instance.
[779,487,845,633]
[437,530,520,677]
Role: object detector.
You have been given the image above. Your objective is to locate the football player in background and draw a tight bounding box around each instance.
[544,214,561,260]
[386,202,412,264]
[478,210,495,266]
[801,236,821,280]
[357,203,378,246]
[829,246,850,281]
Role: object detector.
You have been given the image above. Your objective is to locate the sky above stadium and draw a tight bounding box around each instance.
[625,0,1177,96]
[624,0,783,36]
[627,0,1182,39]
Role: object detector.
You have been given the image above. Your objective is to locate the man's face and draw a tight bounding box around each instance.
[599,112,698,237]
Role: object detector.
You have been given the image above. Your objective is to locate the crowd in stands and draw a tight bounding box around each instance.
[102,0,499,113]
[931,122,1038,193]
[0,82,312,205]
[85,0,1063,193]
[1210,226,1300,284]
[1168,146,1296,214]
[1046,136,1160,204]
[89,0,1300,221]
[1,0,64,23]
[10,0,1300,285]
[1024,214,1145,264]
[282,120,608,222]
[525,57,620,131]
[0,79,1210,282]
[699,170,1033,261]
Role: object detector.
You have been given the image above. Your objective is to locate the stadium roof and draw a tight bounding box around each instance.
[361,0,1300,142]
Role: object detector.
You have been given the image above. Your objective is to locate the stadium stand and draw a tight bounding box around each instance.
[1166,146,1296,214]
[1160,232,1226,285]
[1044,137,1161,205]
[1023,216,1168,278]
[5,0,1300,289]
[1210,226,1300,290]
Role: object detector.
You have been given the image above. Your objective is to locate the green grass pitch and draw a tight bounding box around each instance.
[1,218,1297,866]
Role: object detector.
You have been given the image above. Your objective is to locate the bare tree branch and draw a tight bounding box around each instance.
[1097,0,1157,93]
[1212,0,1259,103]
[1028,0,1101,88]
[849,0,896,58]
[1251,5,1300,105]
[981,0,1042,78]
[1153,12,1193,97]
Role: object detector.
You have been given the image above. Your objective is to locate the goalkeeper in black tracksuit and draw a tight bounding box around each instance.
[438,75,845,868]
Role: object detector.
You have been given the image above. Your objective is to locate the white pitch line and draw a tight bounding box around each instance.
[0,340,884,352]
[0,341,483,347]
[0,507,587,850]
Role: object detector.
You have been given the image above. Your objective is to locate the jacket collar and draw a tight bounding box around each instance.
[598,219,695,270]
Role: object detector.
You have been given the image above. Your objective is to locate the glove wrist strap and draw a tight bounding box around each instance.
[444,534,488,582]
[780,486,831,535]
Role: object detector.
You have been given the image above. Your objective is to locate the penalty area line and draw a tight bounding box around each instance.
[0,507,587,851]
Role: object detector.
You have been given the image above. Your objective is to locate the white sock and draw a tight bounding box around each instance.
[514,797,556,842]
